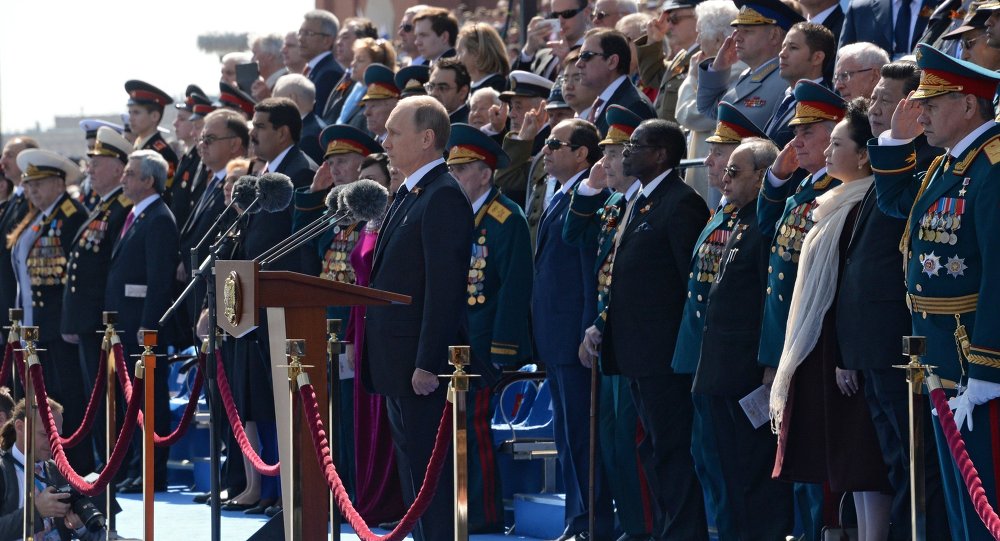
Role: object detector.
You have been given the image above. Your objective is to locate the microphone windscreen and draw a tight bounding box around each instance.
[343,178,390,223]
[232,175,259,212]
[256,173,295,213]
[324,184,349,213]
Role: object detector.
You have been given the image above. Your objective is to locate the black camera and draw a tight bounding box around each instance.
[52,485,106,532]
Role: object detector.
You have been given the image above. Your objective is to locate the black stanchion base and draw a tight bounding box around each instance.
[248,510,284,541]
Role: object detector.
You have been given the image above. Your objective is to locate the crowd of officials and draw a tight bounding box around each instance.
[0,0,999,539]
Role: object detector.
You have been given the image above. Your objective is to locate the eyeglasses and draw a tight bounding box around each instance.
[561,73,585,84]
[664,12,695,24]
[550,6,585,19]
[399,23,414,33]
[578,50,610,62]
[722,165,742,177]
[592,10,609,20]
[198,134,238,146]
[424,82,454,93]
[962,36,984,50]
[297,29,330,39]
[833,67,874,83]
[545,138,582,151]
[622,142,662,153]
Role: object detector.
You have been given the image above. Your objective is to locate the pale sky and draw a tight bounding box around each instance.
[0,0,315,133]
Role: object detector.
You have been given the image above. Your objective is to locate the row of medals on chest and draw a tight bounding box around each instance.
[774,201,817,263]
[468,229,488,306]
[321,227,358,284]
[918,195,964,245]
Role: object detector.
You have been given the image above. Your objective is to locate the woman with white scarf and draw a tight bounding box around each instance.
[769,99,893,541]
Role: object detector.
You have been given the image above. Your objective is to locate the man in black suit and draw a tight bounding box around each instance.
[251,97,316,188]
[299,9,344,117]
[362,96,472,541]
[273,74,326,164]
[693,138,793,539]
[602,120,709,540]
[412,8,458,66]
[575,28,656,137]
[0,399,106,540]
[12,149,90,475]
[0,136,38,341]
[764,22,835,148]
[428,58,471,124]
[801,0,845,42]
[840,0,931,58]
[107,150,179,493]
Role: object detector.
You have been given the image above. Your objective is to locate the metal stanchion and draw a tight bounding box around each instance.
[279,339,312,541]
[445,346,474,541]
[101,312,118,541]
[6,308,23,396]
[894,336,932,541]
[139,330,157,541]
[18,326,41,541]
[326,320,343,541]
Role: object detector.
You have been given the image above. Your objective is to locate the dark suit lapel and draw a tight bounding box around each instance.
[620,171,676,243]
[372,164,448,269]
[113,198,161,259]
[846,183,877,253]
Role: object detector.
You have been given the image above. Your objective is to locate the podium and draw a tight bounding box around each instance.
[215,260,410,540]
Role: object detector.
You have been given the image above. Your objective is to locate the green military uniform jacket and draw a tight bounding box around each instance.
[293,187,359,324]
[563,185,624,334]
[496,134,548,247]
[756,169,841,367]
[869,124,1000,383]
[636,36,698,124]
[467,187,534,368]
[671,202,737,374]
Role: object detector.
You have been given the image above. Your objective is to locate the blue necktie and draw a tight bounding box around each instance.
[894,0,913,57]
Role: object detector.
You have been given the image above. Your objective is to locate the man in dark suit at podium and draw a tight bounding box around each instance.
[362,96,472,541]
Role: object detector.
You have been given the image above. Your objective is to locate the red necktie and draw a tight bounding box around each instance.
[120,211,136,239]
[303,65,311,77]
[588,98,605,123]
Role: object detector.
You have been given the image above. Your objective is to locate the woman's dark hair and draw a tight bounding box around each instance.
[0,397,63,451]
[844,97,874,151]
[0,388,13,419]
[361,153,391,188]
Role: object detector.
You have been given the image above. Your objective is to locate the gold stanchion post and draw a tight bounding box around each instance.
[6,308,23,394]
[19,326,41,541]
[894,336,933,541]
[101,311,118,541]
[139,330,157,541]
[326,320,343,541]
[445,346,473,541]
[280,339,312,541]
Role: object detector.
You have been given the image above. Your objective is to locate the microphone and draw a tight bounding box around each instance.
[260,179,388,267]
[231,175,259,212]
[256,173,295,213]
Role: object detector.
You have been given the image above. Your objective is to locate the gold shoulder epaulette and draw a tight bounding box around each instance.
[117,193,132,206]
[487,200,511,224]
[60,199,77,218]
[872,150,918,175]
[983,135,1000,165]
[751,61,778,82]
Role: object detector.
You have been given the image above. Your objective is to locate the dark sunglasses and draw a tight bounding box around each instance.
[545,138,581,151]
[578,50,610,62]
[592,10,608,20]
[550,6,585,19]
[399,23,414,32]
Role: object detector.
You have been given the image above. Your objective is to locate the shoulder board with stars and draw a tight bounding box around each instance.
[486,201,511,224]
[60,199,77,218]
[953,134,1000,173]
[983,136,1000,165]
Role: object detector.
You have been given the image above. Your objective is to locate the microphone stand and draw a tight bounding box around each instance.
[260,212,353,268]
[255,209,348,264]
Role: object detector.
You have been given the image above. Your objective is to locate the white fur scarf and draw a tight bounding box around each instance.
[769,175,875,432]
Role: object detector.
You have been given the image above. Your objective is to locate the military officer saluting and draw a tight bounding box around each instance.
[124,80,179,192]
[61,127,133,403]
[869,43,1000,541]
[563,105,654,541]
[446,123,533,532]
[696,0,803,128]
[12,149,93,474]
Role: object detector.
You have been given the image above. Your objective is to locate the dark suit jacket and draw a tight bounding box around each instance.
[470,73,508,93]
[449,103,470,125]
[169,147,201,229]
[840,0,931,54]
[835,183,911,370]
[602,170,709,377]
[821,6,845,44]
[595,78,657,137]
[0,194,29,333]
[27,195,87,343]
[0,450,101,541]
[694,203,769,397]
[308,53,346,118]
[299,114,325,165]
[321,72,354,124]
[274,146,317,190]
[363,162,475,397]
[106,197,179,351]
[531,173,599,367]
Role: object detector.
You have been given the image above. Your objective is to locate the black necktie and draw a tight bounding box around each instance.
[894,0,912,57]
[767,93,796,134]
[385,185,410,226]
[628,194,647,224]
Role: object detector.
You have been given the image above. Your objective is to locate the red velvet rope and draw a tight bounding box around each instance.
[214,350,280,476]
[113,342,204,447]
[299,382,453,541]
[0,341,13,386]
[30,362,145,497]
[56,345,107,448]
[929,387,1000,540]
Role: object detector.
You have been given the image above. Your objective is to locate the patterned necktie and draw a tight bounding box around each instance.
[587,98,605,123]
[119,211,136,239]
[894,0,913,57]
[768,92,796,133]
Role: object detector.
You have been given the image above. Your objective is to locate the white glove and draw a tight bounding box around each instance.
[947,378,1000,432]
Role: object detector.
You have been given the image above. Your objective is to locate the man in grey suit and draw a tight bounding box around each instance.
[696,0,803,128]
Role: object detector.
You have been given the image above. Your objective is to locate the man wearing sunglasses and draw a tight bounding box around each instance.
[637,0,703,123]
[397,4,429,67]
[515,0,593,80]
[576,28,656,137]
[697,0,803,128]
[941,4,1000,71]
[592,0,639,29]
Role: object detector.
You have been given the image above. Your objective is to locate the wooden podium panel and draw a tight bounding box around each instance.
[214,261,410,540]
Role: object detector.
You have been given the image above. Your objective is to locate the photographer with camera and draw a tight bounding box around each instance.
[0,397,105,540]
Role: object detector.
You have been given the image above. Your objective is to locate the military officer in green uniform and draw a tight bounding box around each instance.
[756,80,845,541]
[869,43,1000,541]
[672,101,768,539]
[562,105,654,540]
[446,123,533,532]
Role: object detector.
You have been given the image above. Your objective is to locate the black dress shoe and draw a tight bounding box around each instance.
[222,500,259,511]
[378,519,402,530]
[265,503,282,517]
[115,478,136,492]
[119,479,143,494]
[192,492,211,504]
[244,503,270,515]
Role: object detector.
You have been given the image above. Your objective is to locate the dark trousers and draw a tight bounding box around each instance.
[699,393,793,540]
[40,338,95,476]
[78,332,105,469]
[863,368,948,540]
[385,390,454,541]
[629,374,707,541]
[220,338,246,495]
[546,362,614,538]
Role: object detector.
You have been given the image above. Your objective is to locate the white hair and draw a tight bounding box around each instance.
[616,13,651,40]
[470,87,502,106]
[615,0,639,15]
[250,33,284,57]
[273,74,317,111]
[304,9,340,37]
[696,0,739,44]
[836,42,891,70]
